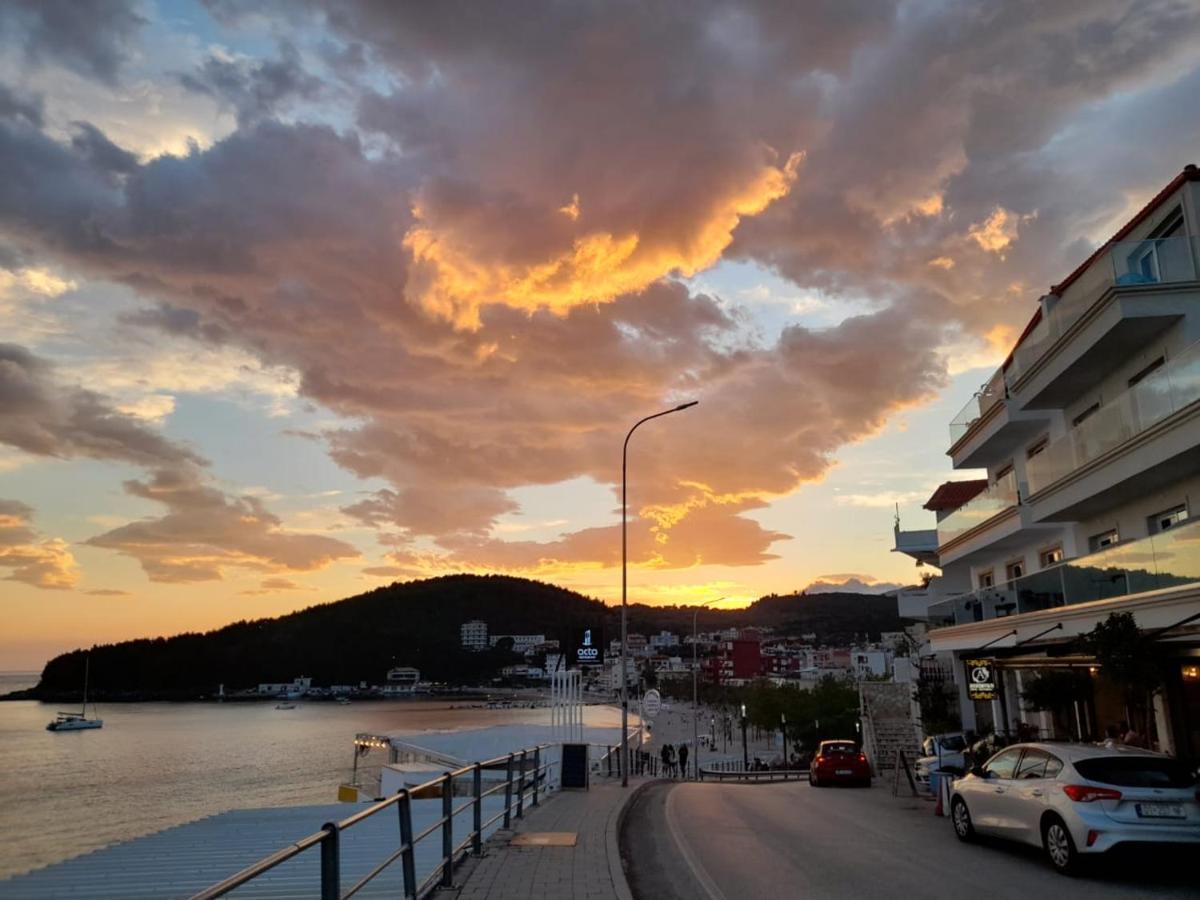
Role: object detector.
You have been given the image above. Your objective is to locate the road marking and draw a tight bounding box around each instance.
[664,786,728,900]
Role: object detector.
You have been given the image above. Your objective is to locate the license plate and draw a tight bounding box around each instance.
[836,769,852,775]
[1136,803,1185,819]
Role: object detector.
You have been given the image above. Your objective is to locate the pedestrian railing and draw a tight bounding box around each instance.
[698,764,809,783]
[190,744,554,900]
[595,742,661,778]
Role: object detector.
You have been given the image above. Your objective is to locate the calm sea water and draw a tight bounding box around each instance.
[0,687,617,878]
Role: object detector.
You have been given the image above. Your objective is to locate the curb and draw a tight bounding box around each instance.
[608,779,658,900]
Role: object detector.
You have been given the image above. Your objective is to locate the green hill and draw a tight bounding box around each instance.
[23,575,901,700]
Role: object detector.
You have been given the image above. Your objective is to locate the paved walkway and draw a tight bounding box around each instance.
[449,776,641,900]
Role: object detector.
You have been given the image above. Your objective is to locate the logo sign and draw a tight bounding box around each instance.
[965,658,997,701]
[573,626,604,666]
[641,689,662,719]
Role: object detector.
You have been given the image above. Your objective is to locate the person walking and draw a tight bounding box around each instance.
[679,742,690,780]
[661,743,672,777]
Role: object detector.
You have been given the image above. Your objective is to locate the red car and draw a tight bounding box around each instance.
[809,740,872,787]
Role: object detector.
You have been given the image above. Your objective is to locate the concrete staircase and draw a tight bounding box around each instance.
[859,683,921,774]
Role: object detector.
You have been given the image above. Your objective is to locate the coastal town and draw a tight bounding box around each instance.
[3,2,1200,898]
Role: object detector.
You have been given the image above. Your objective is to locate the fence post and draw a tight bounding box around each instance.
[398,789,416,899]
[516,750,527,819]
[532,746,541,807]
[503,754,514,828]
[473,763,483,855]
[319,823,340,900]
[441,773,454,887]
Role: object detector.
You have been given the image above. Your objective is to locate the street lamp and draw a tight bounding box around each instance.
[621,400,698,787]
[692,596,725,780]
[740,702,749,770]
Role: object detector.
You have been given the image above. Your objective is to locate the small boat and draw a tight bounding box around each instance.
[275,702,296,710]
[47,655,103,731]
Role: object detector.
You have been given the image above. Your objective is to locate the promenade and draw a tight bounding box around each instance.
[452,776,641,900]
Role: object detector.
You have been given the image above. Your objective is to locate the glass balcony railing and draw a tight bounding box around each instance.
[948,368,1007,445]
[936,469,1019,548]
[934,516,1200,627]
[1026,338,1200,494]
[1010,235,1199,381]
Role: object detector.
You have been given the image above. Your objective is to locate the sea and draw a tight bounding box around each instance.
[0,673,622,879]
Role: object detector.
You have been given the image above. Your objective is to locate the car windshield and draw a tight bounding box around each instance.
[1074,757,1198,788]
[939,736,966,751]
[822,743,856,755]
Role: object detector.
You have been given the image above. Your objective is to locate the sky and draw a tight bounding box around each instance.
[2,0,1200,670]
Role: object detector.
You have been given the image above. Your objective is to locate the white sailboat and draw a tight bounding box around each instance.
[47,655,103,731]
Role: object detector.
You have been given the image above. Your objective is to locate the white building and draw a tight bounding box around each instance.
[256,676,311,697]
[386,667,420,688]
[850,648,891,679]
[648,631,679,651]
[488,633,545,653]
[894,164,1200,761]
[460,619,488,652]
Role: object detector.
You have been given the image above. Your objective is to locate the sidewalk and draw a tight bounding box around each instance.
[449,776,641,900]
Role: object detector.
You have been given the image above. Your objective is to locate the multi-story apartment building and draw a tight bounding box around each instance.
[895,165,1200,763]
[460,619,488,651]
[488,633,546,653]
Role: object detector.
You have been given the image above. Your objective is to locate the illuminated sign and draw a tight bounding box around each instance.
[573,627,604,665]
[965,658,997,701]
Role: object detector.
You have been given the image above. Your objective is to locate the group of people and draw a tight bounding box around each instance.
[658,742,690,778]
[1102,720,1146,748]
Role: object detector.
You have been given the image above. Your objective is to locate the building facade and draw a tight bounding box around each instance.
[895,165,1200,763]
[460,619,488,652]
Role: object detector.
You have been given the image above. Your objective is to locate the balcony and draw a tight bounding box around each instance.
[949,369,1006,445]
[948,368,1050,468]
[932,516,1200,627]
[936,469,1019,551]
[1008,235,1198,408]
[1026,338,1200,501]
[893,527,938,566]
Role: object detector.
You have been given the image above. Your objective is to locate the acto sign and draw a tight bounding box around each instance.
[576,628,600,662]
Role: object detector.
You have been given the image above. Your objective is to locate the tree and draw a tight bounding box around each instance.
[1086,612,1163,740]
[1020,669,1091,737]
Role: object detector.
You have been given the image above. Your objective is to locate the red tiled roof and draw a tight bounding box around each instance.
[923,479,988,512]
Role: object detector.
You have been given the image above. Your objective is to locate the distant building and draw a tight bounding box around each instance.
[705,638,763,684]
[257,676,311,697]
[850,649,891,679]
[648,631,679,651]
[489,633,546,653]
[460,619,488,651]
[386,667,420,688]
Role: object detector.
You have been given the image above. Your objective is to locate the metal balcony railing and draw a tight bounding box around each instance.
[935,469,1019,548]
[1027,338,1200,494]
[190,744,554,900]
[1010,235,1200,381]
[933,516,1200,627]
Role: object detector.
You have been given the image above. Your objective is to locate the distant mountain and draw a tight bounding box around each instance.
[20,575,901,700]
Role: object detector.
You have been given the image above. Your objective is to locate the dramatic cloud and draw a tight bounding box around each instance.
[85,465,360,583]
[0,499,78,589]
[3,0,1200,595]
[0,0,145,85]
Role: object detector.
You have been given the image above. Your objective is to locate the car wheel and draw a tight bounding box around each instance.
[1042,816,1082,876]
[950,797,974,842]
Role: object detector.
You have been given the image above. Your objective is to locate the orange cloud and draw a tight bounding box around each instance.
[0,500,78,589]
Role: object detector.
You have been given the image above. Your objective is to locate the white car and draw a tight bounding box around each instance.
[915,733,968,788]
[950,742,1200,874]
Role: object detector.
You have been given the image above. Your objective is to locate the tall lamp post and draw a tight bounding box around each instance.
[621,400,698,787]
[780,712,787,768]
[691,596,725,780]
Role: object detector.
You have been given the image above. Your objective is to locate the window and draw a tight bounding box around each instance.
[977,570,994,589]
[1039,546,1064,568]
[995,464,1014,480]
[1014,749,1050,780]
[1005,559,1025,582]
[1074,757,1197,789]
[1072,403,1100,427]
[1128,357,1164,388]
[983,748,1022,780]
[1026,437,1048,460]
[1089,529,1119,552]
[1044,756,1063,778]
[1148,504,1187,535]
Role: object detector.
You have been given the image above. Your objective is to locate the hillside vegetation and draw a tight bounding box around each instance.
[25,575,901,700]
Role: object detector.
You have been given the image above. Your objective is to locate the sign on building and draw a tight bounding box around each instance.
[964,658,997,701]
[641,688,662,719]
[572,626,605,666]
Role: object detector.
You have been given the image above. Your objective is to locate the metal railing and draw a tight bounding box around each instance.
[935,468,1019,548]
[595,741,660,778]
[699,762,810,783]
[190,744,554,900]
[949,368,1007,445]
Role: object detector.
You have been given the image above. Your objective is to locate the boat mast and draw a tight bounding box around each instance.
[82,654,89,717]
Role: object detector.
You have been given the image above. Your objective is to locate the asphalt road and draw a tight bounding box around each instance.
[620,779,1195,899]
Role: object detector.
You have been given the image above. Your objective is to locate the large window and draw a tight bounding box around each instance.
[1148,504,1187,535]
[983,748,1022,780]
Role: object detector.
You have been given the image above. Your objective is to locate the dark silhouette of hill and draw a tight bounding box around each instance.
[22,575,900,700]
